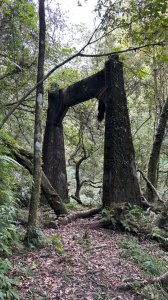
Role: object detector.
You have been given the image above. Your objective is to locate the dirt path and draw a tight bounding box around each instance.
[12,217,144,300]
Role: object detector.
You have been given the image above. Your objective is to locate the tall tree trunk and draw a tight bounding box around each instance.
[25,0,46,243]
[43,89,68,202]
[102,57,141,208]
[146,97,168,202]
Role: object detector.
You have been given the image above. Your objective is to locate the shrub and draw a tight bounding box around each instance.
[0,258,19,300]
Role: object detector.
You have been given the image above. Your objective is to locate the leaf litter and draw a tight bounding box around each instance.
[10,214,152,300]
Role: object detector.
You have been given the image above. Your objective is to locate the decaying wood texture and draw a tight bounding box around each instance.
[60,207,101,225]
[43,86,68,202]
[1,137,67,216]
[102,57,141,207]
[42,69,106,205]
[44,57,141,209]
[51,69,105,126]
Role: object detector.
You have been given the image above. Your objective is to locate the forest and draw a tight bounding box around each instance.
[0,0,168,299]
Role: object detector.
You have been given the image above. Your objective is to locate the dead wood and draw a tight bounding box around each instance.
[140,190,161,213]
[138,170,168,231]
[59,207,102,225]
[138,169,164,203]
[119,271,168,292]
[1,137,67,216]
[70,195,89,207]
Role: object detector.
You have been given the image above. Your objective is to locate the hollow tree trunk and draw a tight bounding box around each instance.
[146,97,168,201]
[102,57,141,207]
[43,88,69,202]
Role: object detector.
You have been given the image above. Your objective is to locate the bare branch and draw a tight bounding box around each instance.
[133,116,151,138]
[79,41,167,58]
[137,169,164,203]
[0,37,166,129]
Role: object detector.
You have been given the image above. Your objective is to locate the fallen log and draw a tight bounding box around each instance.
[59,207,102,225]
[1,136,67,216]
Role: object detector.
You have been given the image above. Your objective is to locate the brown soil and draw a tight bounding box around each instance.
[11,216,149,300]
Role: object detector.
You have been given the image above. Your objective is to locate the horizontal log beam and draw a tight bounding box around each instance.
[52,69,105,125]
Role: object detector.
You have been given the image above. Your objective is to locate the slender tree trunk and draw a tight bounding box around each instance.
[25,0,46,243]
[75,161,81,199]
[103,57,141,207]
[43,89,69,202]
[1,135,68,215]
[146,97,168,201]
[74,155,88,199]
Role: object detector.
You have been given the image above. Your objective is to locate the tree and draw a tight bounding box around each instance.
[43,56,141,207]
[102,57,141,207]
[96,0,167,45]
[43,86,69,202]
[67,111,102,203]
[25,0,46,243]
[146,97,168,201]
[0,0,38,144]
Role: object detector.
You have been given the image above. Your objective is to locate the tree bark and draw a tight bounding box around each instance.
[53,69,105,125]
[43,88,68,202]
[146,97,168,201]
[1,136,67,216]
[26,0,46,242]
[60,207,101,225]
[102,57,141,207]
[43,58,141,208]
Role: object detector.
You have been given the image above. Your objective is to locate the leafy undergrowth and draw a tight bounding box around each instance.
[9,209,168,300]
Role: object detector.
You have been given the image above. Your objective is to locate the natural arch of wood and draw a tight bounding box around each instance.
[43,56,141,207]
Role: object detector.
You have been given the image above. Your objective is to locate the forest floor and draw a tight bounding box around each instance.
[10,208,168,300]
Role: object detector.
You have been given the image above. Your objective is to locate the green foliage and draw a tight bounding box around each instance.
[0,258,19,300]
[101,208,116,225]
[51,234,64,255]
[0,143,22,256]
[66,202,82,210]
[0,134,21,298]
[96,0,167,45]
[0,204,19,256]
[101,204,143,232]
[24,228,50,249]
[120,237,167,275]
[139,284,168,300]
[121,236,168,299]
[120,204,143,232]
[152,231,168,243]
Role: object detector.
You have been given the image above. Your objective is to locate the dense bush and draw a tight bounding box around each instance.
[0,158,21,299]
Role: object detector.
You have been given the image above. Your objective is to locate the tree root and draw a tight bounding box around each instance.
[118,271,168,292]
